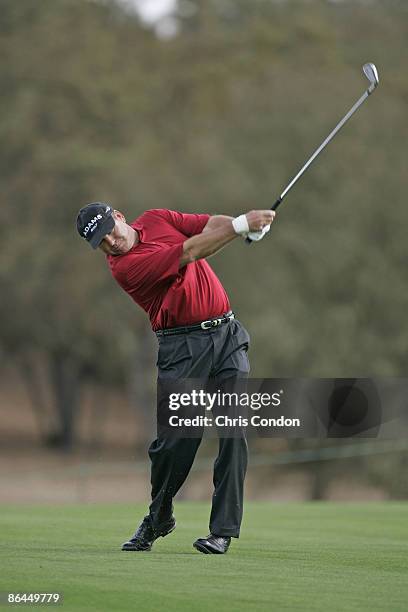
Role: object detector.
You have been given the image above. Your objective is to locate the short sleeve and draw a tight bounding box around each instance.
[125,243,184,293]
[162,210,210,237]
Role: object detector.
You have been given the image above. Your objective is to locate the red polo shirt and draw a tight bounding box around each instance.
[107,209,231,331]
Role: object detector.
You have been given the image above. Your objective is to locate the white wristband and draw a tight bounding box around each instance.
[232,214,249,235]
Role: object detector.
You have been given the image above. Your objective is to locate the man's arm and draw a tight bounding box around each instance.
[180,210,275,268]
[202,215,234,233]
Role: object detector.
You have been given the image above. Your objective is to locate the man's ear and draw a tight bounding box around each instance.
[113,209,126,223]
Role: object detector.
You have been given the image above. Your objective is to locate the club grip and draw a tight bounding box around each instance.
[271,196,282,211]
[245,197,282,244]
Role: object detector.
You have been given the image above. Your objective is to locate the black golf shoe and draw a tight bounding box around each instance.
[193,533,231,554]
[121,515,176,551]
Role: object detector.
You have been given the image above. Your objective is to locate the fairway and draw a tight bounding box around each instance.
[0,502,407,611]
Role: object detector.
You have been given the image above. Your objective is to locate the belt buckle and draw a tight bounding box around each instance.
[201,320,213,330]
[201,318,222,330]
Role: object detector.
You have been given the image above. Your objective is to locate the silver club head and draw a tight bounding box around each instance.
[363,63,379,93]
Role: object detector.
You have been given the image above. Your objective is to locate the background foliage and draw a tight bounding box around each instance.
[0,0,407,471]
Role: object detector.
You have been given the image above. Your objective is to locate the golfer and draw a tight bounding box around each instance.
[76,204,275,554]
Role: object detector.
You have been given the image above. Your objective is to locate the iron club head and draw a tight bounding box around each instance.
[363,63,379,93]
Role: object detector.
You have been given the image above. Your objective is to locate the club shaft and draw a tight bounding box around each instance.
[277,89,370,206]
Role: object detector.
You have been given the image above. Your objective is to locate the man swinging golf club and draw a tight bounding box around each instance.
[76,204,275,554]
[75,61,378,554]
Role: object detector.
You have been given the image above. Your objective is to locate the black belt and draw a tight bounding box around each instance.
[155,312,235,337]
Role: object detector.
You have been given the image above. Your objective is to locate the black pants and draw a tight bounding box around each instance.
[148,318,250,538]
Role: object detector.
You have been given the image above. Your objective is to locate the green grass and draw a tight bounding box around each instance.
[0,503,407,611]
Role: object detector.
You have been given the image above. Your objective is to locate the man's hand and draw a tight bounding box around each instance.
[245,210,276,232]
[232,210,276,242]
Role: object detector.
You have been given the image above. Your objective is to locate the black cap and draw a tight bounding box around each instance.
[76,202,115,249]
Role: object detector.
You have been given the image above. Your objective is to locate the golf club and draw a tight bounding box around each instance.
[246,62,379,244]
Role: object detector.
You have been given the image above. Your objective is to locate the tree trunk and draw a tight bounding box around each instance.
[18,352,55,442]
[48,351,82,450]
[310,461,331,500]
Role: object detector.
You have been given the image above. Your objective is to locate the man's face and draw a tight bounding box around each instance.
[99,210,131,256]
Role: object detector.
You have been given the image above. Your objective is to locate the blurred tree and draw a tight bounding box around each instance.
[0,0,407,482]
[0,0,157,447]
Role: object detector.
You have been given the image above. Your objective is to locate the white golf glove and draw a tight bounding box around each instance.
[232,214,271,242]
[245,224,271,242]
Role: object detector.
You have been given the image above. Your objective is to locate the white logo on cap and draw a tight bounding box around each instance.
[83,214,103,237]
